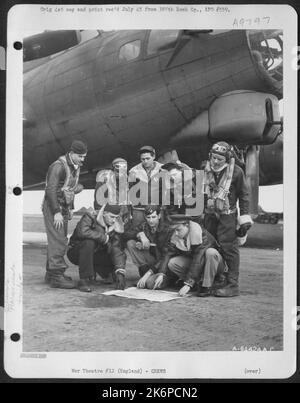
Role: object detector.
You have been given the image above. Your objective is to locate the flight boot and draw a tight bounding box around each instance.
[214,283,240,297]
[211,273,227,290]
[77,279,92,293]
[197,286,212,297]
[115,272,126,290]
[49,272,76,289]
[91,273,113,285]
[45,271,73,284]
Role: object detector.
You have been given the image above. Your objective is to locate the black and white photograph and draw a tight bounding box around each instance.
[4,4,297,379]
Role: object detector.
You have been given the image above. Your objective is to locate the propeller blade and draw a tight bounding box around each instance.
[245,146,260,216]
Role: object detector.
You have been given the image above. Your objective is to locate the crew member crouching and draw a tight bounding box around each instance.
[133,215,226,297]
[156,215,226,296]
[124,205,173,287]
[67,204,127,292]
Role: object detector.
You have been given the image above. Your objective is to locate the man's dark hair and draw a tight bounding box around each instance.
[144,205,161,216]
[104,204,121,215]
[161,162,183,171]
[138,145,155,157]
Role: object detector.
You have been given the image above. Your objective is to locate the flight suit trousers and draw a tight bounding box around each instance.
[126,239,157,274]
[42,199,68,273]
[126,240,171,289]
[67,239,113,280]
[204,213,239,285]
[168,248,225,288]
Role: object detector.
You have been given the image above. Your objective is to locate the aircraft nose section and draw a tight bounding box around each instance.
[247,30,283,98]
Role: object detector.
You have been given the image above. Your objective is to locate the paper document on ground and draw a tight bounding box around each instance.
[103,287,188,302]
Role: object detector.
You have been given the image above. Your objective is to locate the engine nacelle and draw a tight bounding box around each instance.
[171,90,282,148]
[208,90,281,145]
[259,133,283,185]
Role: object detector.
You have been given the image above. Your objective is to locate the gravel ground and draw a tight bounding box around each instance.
[23,240,283,352]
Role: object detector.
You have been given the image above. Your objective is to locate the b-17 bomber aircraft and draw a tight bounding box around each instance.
[23,29,283,214]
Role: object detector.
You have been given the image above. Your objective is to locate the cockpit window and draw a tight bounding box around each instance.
[147,30,179,55]
[79,30,100,43]
[119,40,141,62]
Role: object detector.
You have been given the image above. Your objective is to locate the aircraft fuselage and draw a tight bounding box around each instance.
[23,30,283,188]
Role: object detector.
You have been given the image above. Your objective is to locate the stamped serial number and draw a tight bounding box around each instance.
[233,17,271,28]
[232,345,274,351]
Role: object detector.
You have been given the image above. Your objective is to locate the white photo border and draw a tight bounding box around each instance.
[5,4,298,379]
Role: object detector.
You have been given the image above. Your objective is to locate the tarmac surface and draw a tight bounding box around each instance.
[22,215,283,352]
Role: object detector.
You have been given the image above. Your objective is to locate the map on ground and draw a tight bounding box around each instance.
[103,287,189,302]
